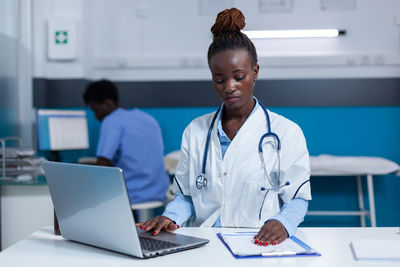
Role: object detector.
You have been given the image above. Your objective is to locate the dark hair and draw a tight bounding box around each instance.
[207,8,258,67]
[83,79,119,105]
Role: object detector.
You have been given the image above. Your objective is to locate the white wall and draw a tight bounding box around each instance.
[32,0,400,81]
[32,0,85,78]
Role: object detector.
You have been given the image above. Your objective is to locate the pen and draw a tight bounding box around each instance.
[261,251,296,257]
[260,250,317,257]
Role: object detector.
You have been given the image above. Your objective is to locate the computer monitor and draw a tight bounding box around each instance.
[36,109,89,151]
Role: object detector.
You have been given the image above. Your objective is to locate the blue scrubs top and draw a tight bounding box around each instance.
[97,108,169,204]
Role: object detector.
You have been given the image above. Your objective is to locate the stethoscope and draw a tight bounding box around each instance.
[196,101,289,192]
[192,101,310,219]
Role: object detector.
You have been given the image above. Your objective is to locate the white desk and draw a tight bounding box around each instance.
[0,227,399,267]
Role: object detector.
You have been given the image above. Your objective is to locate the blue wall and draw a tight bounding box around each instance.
[48,106,400,227]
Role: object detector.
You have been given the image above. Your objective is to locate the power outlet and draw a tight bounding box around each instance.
[360,55,371,66]
[136,5,149,18]
[395,15,400,25]
[346,56,358,66]
[374,55,385,65]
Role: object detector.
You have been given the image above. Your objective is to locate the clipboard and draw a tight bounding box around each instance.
[217,232,321,259]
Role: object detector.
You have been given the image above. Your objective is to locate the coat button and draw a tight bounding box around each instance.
[223,172,227,176]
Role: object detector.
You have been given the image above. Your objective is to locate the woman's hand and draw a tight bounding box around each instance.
[253,219,288,246]
[136,216,179,236]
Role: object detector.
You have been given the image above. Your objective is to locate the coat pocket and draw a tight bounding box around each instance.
[238,181,276,226]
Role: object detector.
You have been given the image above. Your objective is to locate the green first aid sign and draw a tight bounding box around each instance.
[55,31,68,44]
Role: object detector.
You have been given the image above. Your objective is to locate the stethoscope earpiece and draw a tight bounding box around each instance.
[260,181,290,192]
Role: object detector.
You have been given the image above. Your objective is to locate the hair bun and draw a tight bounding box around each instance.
[211,8,246,37]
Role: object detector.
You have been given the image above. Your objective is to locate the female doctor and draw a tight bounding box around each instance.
[137,8,312,246]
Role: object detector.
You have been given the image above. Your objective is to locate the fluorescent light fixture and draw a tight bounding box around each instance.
[243,29,346,39]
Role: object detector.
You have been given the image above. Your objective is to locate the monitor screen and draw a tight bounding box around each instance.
[37,109,89,151]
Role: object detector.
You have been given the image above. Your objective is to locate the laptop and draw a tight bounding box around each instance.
[43,161,209,258]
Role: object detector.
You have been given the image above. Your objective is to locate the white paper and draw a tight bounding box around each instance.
[351,239,400,261]
[221,232,307,256]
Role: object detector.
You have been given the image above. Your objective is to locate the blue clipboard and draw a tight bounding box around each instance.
[217,232,321,259]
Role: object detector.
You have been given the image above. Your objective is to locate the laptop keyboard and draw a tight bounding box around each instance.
[139,236,179,252]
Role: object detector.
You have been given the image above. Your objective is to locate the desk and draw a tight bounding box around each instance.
[0,227,399,266]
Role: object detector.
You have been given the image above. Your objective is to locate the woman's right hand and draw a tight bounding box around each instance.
[136,216,179,236]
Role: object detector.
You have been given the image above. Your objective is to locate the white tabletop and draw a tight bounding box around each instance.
[0,227,399,267]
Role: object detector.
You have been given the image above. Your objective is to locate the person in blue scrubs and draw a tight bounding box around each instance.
[83,80,170,220]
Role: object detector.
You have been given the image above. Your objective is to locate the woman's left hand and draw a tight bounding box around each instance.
[253,219,288,246]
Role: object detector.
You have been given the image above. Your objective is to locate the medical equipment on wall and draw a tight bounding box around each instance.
[0,137,44,181]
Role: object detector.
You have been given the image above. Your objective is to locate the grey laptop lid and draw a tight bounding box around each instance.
[43,161,144,257]
[43,161,209,258]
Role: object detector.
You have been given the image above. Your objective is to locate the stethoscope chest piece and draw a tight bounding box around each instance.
[196,174,208,190]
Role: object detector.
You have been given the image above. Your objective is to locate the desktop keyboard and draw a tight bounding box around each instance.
[139,236,179,251]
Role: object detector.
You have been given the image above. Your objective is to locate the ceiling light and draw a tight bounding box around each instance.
[243,29,346,39]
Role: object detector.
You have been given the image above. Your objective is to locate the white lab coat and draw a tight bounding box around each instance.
[174,106,311,228]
